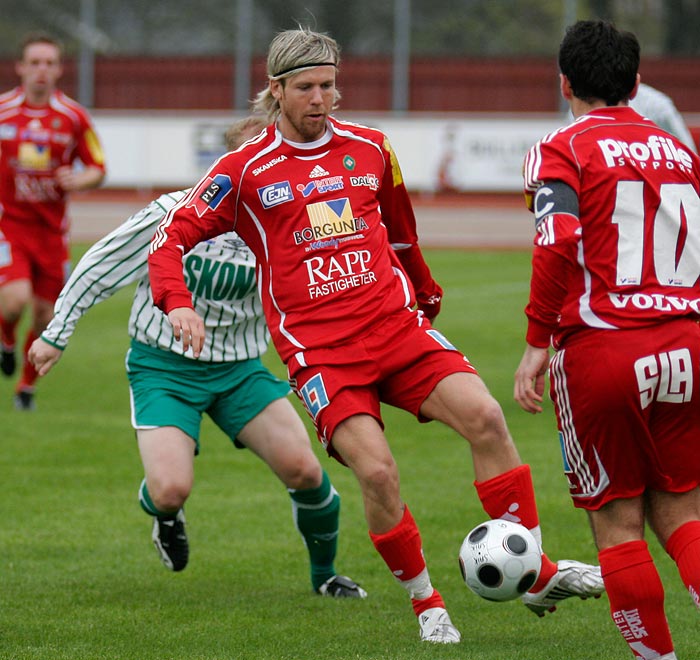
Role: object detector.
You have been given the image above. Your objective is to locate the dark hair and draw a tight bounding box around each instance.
[19,32,63,60]
[558,20,639,106]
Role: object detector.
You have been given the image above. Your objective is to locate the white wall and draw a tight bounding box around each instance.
[88,111,571,192]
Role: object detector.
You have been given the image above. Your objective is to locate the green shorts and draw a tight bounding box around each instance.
[125,340,290,452]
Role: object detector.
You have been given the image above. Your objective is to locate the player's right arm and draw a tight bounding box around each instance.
[523,180,581,347]
[514,179,581,413]
[148,168,238,356]
[29,192,185,375]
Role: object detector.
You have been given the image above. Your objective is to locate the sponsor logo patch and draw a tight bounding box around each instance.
[18,142,50,170]
[350,174,379,191]
[296,176,344,198]
[293,197,369,246]
[597,135,693,170]
[258,181,294,208]
[306,197,354,235]
[188,173,233,217]
[0,124,17,139]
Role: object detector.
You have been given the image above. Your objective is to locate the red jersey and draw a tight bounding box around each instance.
[0,87,106,232]
[522,106,700,348]
[149,117,442,363]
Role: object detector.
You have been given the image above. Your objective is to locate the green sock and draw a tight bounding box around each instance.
[138,478,177,519]
[289,470,340,591]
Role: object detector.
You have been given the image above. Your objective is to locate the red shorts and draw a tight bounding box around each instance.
[0,219,70,301]
[286,308,477,460]
[550,319,700,510]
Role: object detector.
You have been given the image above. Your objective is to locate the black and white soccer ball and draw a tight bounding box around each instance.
[458,519,542,602]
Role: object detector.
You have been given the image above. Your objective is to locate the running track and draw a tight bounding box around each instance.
[69,190,533,249]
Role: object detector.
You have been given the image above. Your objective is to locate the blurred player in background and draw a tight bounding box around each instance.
[630,82,698,153]
[0,32,106,411]
[516,19,700,659]
[28,115,366,599]
[148,27,604,644]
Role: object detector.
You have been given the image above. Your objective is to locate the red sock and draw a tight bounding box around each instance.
[18,330,39,391]
[369,505,445,615]
[474,464,557,586]
[599,540,674,658]
[665,520,700,609]
[0,314,16,348]
[410,589,444,616]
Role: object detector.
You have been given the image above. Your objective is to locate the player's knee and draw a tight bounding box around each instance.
[0,297,27,320]
[279,452,323,490]
[464,397,509,445]
[358,458,400,500]
[149,476,191,512]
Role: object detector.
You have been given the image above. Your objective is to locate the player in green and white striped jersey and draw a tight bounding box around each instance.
[27,117,367,599]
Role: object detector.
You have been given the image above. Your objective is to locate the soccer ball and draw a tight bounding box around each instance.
[458,519,541,602]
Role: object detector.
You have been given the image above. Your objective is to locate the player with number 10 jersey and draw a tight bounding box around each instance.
[523,107,700,347]
[522,105,700,510]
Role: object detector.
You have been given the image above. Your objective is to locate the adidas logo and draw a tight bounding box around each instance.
[309,164,329,178]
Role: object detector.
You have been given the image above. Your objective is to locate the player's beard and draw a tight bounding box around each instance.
[285,111,327,142]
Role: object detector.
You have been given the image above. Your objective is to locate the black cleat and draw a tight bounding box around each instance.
[316,574,368,598]
[1,345,15,376]
[152,509,189,571]
[13,389,35,411]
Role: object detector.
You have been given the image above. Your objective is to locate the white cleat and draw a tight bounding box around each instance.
[522,559,605,617]
[418,607,461,644]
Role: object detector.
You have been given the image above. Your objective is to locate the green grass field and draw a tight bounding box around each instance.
[1,247,695,659]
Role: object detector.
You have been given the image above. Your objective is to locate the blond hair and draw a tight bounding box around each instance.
[252,27,341,123]
[224,114,268,151]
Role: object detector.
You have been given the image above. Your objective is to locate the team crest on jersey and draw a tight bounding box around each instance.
[188,173,233,217]
[258,181,294,208]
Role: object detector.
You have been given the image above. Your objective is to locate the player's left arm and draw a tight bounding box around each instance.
[55,164,105,192]
[378,137,443,321]
[60,114,107,192]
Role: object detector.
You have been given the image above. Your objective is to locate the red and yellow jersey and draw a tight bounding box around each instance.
[0,87,106,232]
[149,116,441,363]
[522,106,700,348]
